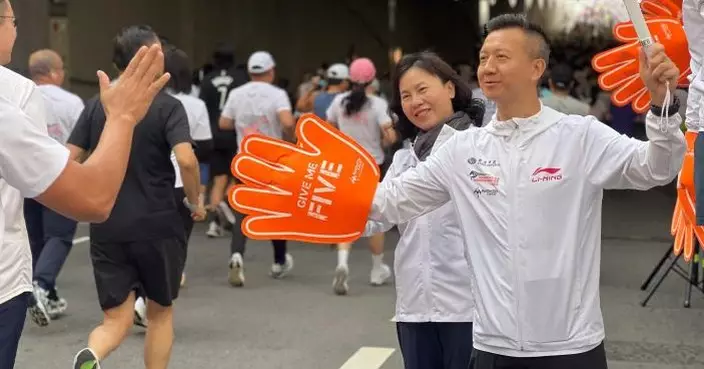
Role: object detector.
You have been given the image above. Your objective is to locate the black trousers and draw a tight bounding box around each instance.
[0,293,29,369]
[397,322,474,369]
[472,342,608,369]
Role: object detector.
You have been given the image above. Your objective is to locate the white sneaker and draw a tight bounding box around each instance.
[218,201,236,225]
[370,263,391,286]
[271,254,294,279]
[206,221,223,238]
[228,253,245,287]
[28,282,51,327]
[332,264,349,295]
[133,296,148,328]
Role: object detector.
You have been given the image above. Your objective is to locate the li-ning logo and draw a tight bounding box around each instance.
[469,170,499,186]
[531,167,562,183]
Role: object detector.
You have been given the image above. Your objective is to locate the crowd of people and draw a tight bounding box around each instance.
[0,0,696,367]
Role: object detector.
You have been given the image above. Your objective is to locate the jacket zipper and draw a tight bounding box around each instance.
[509,133,524,351]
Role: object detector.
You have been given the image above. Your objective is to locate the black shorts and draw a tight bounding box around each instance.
[210,147,236,178]
[90,237,187,310]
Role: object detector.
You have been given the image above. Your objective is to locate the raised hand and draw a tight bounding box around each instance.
[638,43,680,106]
[98,44,171,126]
[591,17,690,113]
[228,114,381,244]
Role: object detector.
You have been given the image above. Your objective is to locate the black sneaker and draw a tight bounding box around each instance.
[73,348,101,369]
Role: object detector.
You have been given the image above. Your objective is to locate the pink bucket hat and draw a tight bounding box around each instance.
[349,58,376,84]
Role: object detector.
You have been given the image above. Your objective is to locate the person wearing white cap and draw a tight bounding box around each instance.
[296,63,350,119]
[325,57,397,295]
[219,50,296,286]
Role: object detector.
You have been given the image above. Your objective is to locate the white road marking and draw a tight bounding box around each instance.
[72,236,90,245]
[339,347,395,369]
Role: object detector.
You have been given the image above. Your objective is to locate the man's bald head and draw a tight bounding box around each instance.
[29,49,65,85]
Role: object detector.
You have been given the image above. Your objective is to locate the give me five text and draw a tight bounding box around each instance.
[296,160,342,222]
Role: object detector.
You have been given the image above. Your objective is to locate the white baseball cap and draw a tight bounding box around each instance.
[326,63,349,80]
[247,51,275,74]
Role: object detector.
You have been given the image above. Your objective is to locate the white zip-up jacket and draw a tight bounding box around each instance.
[683,0,704,130]
[365,125,474,323]
[369,105,685,357]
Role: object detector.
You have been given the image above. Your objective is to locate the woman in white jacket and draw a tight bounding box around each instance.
[365,51,485,369]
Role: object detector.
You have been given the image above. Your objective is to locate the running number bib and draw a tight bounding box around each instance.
[228,114,381,244]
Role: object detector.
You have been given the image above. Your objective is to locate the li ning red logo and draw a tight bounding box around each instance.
[531,167,562,183]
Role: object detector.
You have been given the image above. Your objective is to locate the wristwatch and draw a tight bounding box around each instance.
[650,95,680,117]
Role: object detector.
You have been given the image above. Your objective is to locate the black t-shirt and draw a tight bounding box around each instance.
[199,67,248,149]
[67,92,192,244]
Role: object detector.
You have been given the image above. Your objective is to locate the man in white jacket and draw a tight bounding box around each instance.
[369,14,686,369]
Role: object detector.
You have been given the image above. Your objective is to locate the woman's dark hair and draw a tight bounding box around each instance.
[112,25,159,71]
[165,47,193,95]
[343,83,370,116]
[390,51,485,141]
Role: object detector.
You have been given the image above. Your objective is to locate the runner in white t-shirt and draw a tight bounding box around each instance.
[23,49,85,326]
[165,47,213,288]
[0,3,171,367]
[325,57,397,295]
[219,50,295,287]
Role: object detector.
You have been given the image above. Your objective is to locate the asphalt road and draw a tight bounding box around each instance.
[14,188,704,369]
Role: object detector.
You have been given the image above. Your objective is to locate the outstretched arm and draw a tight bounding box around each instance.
[369,134,457,225]
[7,45,169,222]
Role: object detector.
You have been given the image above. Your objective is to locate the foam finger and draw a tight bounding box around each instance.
[239,134,299,163]
[231,153,292,189]
[228,185,289,216]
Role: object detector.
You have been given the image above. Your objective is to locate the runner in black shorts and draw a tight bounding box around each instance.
[199,44,249,237]
[67,25,205,369]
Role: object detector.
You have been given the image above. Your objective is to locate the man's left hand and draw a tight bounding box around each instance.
[639,43,679,107]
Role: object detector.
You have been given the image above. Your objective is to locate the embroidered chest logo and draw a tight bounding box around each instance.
[468,157,499,167]
[469,170,500,186]
[531,167,563,183]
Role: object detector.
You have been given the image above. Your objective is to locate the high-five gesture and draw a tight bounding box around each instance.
[228,114,381,244]
[639,43,680,107]
[98,44,171,126]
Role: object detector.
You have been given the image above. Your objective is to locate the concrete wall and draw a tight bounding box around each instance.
[12,0,482,99]
[6,0,50,76]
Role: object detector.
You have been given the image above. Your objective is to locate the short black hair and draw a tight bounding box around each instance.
[212,43,235,69]
[112,25,159,71]
[484,14,551,62]
[165,47,192,94]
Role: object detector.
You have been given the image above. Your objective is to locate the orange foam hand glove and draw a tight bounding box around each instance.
[591,17,691,113]
[640,0,682,19]
[227,114,381,244]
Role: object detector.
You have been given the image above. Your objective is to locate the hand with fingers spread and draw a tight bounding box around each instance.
[591,17,690,112]
[640,0,682,19]
[98,44,171,126]
[228,114,381,244]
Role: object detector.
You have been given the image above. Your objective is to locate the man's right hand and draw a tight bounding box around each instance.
[98,44,171,126]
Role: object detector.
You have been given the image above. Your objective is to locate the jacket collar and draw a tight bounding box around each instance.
[485,103,565,144]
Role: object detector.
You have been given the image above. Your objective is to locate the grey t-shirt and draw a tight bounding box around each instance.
[326,92,392,165]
